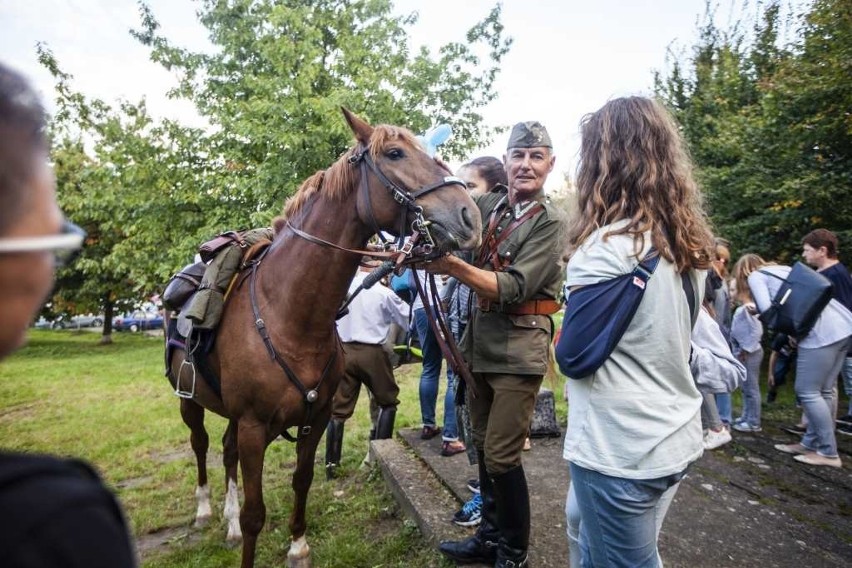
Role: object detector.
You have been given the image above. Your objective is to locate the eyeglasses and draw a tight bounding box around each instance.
[0,219,86,267]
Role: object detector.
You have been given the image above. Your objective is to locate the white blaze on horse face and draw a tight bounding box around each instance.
[195,484,212,527]
[224,478,242,543]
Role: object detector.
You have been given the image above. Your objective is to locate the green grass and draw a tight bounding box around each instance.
[0,330,460,567]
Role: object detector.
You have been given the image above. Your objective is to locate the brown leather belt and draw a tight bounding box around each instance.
[477,298,561,315]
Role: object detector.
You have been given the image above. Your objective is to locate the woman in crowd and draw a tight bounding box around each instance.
[562,96,714,566]
[733,254,852,467]
[711,239,735,426]
[729,254,765,433]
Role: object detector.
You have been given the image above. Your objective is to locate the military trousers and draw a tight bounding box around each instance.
[332,342,400,422]
[467,372,543,475]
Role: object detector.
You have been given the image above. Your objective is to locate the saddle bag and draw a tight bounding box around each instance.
[758,262,834,340]
[162,262,207,312]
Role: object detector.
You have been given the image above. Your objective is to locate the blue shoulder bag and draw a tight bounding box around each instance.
[555,248,661,379]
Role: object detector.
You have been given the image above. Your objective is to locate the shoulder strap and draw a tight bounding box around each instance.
[758,267,786,282]
[682,272,697,325]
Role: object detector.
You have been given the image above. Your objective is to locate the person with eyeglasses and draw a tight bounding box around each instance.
[0,62,137,566]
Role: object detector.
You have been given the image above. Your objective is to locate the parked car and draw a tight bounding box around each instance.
[33,316,55,329]
[113,310,165,332]
[52,314,104,329]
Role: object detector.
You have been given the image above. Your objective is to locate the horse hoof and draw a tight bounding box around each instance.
[194,514,211,528]
[225,535,242,549]
[287,537,311,568]
[286,555,311,568]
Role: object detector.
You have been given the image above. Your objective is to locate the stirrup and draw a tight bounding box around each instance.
[174,359,196,399]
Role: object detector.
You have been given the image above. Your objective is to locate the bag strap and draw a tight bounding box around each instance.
[758,267,786,282]
[682,272,697,325]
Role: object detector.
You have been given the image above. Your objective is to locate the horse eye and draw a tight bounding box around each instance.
[386,148,405,160]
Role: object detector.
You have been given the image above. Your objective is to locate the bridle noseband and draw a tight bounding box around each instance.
[347,144,467,254]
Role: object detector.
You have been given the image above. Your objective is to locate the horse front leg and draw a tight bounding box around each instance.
[287,415,328,568]
[237,418,267,568]
[180,398,211,527]
[223,419,242,546]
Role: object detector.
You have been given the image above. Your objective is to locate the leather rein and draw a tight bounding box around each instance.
[248,145,471,441]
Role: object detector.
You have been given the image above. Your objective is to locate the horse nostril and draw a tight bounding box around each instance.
[461,207,474,231]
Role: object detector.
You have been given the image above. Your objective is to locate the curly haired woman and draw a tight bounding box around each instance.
[562,96,714,567]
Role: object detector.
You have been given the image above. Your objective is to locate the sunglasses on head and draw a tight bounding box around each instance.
[0,219,86,267]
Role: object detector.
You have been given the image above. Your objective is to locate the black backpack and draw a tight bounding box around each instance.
[758,262,834,340]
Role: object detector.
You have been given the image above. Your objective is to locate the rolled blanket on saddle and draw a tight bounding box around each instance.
[177,228,274,330]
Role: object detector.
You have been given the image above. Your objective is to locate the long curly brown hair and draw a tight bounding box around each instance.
[564,96,714,272]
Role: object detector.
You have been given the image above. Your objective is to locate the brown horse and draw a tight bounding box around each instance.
[167,108,481,568]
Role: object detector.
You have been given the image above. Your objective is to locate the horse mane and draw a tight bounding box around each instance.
[279,124,421,221]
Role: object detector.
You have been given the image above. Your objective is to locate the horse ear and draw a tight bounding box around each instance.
[341,107,374,146]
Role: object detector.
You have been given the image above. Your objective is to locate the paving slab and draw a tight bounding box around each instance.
[376,421,852,567]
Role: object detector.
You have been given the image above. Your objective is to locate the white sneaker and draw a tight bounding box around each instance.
[703,427,732,450]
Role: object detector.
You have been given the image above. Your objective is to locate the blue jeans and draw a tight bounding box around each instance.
[715,392,732,425]
[414,308,458,440]
[796,338,850,458]
[738,348,764,427]
[569,463,683,568]
[843,356,852,415]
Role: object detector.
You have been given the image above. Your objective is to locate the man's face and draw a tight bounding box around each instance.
[801,243,826,269]
[0,154,62,359]
[503,146,555,203]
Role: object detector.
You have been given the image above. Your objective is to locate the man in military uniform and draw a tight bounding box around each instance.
[427,122,564,567]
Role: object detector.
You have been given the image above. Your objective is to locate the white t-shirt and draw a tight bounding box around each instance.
[562,223,704,479]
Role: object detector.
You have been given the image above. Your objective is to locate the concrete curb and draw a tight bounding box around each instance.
[370,437,489,567]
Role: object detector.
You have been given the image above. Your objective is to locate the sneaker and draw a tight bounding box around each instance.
[421,425,442,440]
[467,478,480,494]
[452,493,482,527]
[703,427,732,450]
[793,453,843,468]
[774,443,815,455]
[780,423,807,436]
[732,422,762,433]
[441,440,466,457]
[837,423,852,437]
[836,414,852,426]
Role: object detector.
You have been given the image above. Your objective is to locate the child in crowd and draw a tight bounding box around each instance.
[730,255,765,433]
[693,277,745,449]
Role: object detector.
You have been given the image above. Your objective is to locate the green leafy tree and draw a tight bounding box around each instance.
[132,0,512,226]
[41,47,213,342]
[656,0,852,263]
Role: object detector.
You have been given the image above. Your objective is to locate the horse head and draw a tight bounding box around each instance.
[341,108,482,253]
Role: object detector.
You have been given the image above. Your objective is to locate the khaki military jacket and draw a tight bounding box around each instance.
[461,189,564,376]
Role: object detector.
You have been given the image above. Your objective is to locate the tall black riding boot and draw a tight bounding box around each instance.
[439,451,500,564]
[324,419,344,480]
[374,406,397,440]
[492,464,530,567]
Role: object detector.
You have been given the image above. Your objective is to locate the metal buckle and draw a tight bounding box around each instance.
[301,425,312,436]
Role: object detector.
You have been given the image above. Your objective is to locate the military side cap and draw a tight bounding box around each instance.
[507,121,552,149]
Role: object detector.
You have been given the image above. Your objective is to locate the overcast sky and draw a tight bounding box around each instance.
[1,0,802,186]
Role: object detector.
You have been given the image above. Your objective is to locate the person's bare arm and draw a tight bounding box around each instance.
[423,254,499,301]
